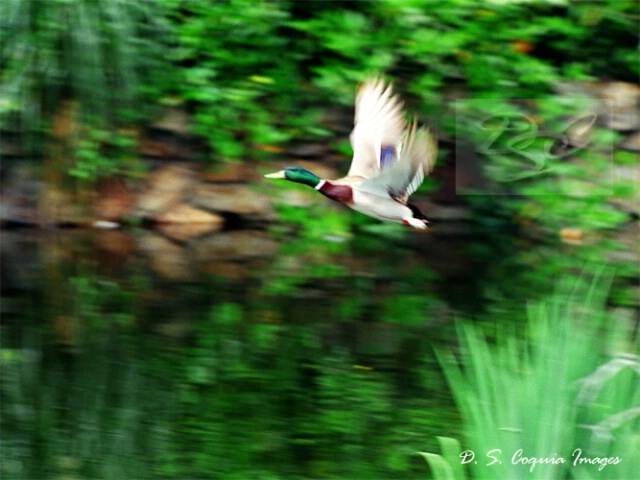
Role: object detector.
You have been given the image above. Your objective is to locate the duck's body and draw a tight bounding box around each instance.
[265,79,437,229]
[316,178,429,228]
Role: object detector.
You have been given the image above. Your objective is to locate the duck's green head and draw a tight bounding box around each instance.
[264,166,321,188]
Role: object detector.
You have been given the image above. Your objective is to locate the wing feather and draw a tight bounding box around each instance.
[347,79,406,179]
[355,122,437,202]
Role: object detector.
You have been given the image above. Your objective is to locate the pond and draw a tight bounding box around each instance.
[0,218,636,479]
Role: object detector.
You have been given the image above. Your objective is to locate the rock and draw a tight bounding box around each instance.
[155,202,225,225]
[620,132,640,152]
[597,82,640,131]
[564,112,596,148]
[199,260,249,280]
[192,184,275,219]
[93,230,136,272]
[556,81,640,131]
[50,100,79,141]
[94,176,136,221]
[152,200,226,241]
[137,232,194,280]
[140,138,186,158]
[156,221,224,242]
[141,122,209,159]
[193,230,278,261]
[201,163,259,183]
[151,106,192,135]
[38,187,92,225]
[136,165,195,216]
[0,164,40,224]
[560,227,584,245]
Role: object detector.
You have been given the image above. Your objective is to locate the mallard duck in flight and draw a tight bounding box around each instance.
[265,78,437,229]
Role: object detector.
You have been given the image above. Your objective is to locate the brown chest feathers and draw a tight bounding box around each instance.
[318,181,353,204]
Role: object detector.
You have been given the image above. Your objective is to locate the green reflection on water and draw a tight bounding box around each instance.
[1,225,637,479]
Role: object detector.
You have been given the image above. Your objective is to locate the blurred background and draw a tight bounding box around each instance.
[1,1,638,479]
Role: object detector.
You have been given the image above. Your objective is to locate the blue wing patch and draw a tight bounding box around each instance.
[380,146,396,169]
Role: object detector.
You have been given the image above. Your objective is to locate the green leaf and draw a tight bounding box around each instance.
[417,452,457,480]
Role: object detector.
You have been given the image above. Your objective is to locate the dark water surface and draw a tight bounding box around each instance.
[0,224,631,479]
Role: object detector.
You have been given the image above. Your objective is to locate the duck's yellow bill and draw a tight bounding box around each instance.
[264,170,287,179]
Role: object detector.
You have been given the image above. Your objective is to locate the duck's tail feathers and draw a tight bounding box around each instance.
[407,203,429,222]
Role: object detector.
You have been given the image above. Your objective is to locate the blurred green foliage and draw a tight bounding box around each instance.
[4,249,636,478]
[1,272,459,479]
[1,0,637,173]
[1,0,166,172]
[163,0,638,159]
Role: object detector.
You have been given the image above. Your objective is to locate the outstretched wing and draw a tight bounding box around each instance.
[347,79,406,179]
[356,122,437,203]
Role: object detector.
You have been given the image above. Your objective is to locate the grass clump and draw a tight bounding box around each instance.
[422,277,639,479]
